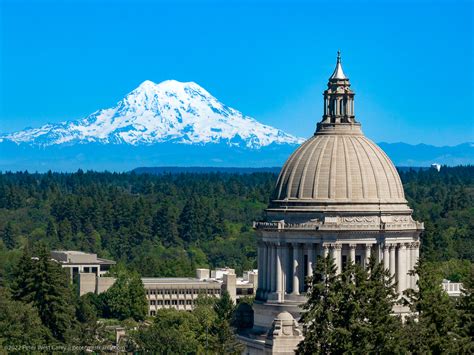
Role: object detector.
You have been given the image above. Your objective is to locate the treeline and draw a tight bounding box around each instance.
[0,166,473,281]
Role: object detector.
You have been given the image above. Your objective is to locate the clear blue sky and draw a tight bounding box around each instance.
[0,0,472,145]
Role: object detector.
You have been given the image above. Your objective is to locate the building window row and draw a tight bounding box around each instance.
[146,288,220,295]
[150,299,193,306]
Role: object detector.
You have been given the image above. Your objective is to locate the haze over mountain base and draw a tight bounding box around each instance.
[0,140,472,172]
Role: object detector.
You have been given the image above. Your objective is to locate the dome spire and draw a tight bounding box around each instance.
[330,50,347,80]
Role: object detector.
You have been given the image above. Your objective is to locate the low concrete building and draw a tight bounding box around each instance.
[144,268,258,315]
[51,250,116,295]
[51,251,258,312]
[51,250,115,277]
[143,277,222,315]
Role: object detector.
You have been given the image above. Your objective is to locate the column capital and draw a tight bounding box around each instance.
[333,243,342,250]
[349,243,357,249]
[365,244,373,250]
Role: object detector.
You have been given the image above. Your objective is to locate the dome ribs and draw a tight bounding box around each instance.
[286,138,314,199]
[318,137,333,199]
[298,136,323,199]
[342,137,352,200]
[354,136,380,199]
[362,137,393,199]
[348,136,367,199]
[328,136,339,199]
[377,144,405,200]
[312,137,330,199]
[276,139,308,199]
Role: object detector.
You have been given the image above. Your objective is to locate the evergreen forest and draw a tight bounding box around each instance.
[0,166,473,282]
[0,166,473,352]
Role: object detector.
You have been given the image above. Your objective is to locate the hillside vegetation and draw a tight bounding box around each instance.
[0,166,472,281]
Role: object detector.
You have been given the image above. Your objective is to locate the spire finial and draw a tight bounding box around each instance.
[330,50,347,80]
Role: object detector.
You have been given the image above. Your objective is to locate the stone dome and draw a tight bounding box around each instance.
[275,311,295,321]
[274,133,405,203]
[269,129,411,215]
[267,53,411,215]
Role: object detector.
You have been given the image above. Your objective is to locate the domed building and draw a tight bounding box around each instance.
[239,53,424,354]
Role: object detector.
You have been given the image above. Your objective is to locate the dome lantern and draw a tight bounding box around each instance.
[319,51,358,134]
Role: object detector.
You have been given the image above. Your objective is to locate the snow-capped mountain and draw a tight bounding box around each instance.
[1,80,303,148]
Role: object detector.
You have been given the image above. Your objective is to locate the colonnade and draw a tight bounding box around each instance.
[257,241,420,302]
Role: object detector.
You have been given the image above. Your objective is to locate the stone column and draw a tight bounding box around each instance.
[263,243,270,296]
[323,243,330,258]
[414,241,420,290]
[349,244,356,264]
[257,242,264,298]
[397,243,407,293]
[307,244,314,278]
[408,242,413,289]
[276,245,283,302]
[332,244,342,274]
[364,244,372,268]
[389,244,396,280]
[272,243,277,294]
[383,243,390,272]
[292,244,300,295]
[284,245,291,293]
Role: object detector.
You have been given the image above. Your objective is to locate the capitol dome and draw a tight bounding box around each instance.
[268,52,410,215]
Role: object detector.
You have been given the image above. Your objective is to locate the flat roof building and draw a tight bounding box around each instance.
[50,251,258,315]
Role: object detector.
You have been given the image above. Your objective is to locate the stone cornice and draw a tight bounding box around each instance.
[253,214,424,233]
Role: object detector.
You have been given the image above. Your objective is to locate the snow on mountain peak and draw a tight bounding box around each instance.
[1,80,304,148]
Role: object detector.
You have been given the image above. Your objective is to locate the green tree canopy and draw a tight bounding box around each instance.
[10,244,77,343]
[0,288,50,347]
[102,265,147,321]
[298,256,403,354]
[404,258,464,353]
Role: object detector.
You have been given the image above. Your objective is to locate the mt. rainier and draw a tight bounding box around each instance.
[2,80,303,148]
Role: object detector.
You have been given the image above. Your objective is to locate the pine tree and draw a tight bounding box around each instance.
[404,258,462,353]
[152,200,180,246]
[178,196,205,244]
[2,222,17,250]
[297,255,341,354]
[457,265,474,353]
[46,219,59,247]
[10,244,77,342]
[214,290,235,321]
[0,288,50,346]
[355,256,404,353]
[298,256,404,354]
